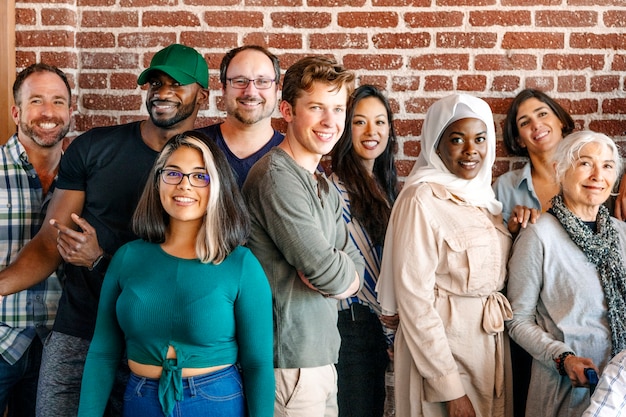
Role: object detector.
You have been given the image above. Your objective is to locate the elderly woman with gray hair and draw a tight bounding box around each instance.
[506,130,626,417]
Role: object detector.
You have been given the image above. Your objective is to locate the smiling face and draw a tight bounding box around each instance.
[12,71,71,148]
[516,97,564,156]
[159,146,210,226]
[280,81,348,171]
[145,72,205,129]
[350,96,390,172]
[223,49,278,126]
[561,141,618,221]
[436,118,488,180]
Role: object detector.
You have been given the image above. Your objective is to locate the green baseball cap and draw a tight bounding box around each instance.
[137,44,208,88]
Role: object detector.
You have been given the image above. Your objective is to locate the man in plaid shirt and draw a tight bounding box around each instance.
[0,63,71,416]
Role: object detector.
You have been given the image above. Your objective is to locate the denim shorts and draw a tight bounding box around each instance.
[123,365,245,417]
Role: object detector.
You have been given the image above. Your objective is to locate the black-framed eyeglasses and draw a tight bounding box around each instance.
[226,77,276,90]
[159,169,211,188]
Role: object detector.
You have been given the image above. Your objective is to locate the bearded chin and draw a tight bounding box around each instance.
[147,101,196,129]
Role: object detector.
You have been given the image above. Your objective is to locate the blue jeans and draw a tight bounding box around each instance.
[123,365,245,417]
[0,335,43,417]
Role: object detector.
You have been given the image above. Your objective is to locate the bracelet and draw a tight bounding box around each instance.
[88,253,106,271]
[554,351,575,376]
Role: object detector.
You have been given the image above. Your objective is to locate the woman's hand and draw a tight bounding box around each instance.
[507,205,540,234]
[446,395,476,417]
[563,354,598,388]
[380,314,399,330]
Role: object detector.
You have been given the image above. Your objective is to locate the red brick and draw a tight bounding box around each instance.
[373,0,430,5]
[73,115,117,132]
[602,99,626,115]
[403,140,421,157]
[42,7,77,26]
[405,12,463,28]
[343,54,403,71]
[82,94,142,111]
[81,11,138,28]
[82,52,139,70]
[204,11,264,27]
[438,0,495,4]
[183,0,239,4]
[470,11,531,26]
[77,32,116,48]
[591,75,620,92]
[244,33,303,50]
[111,73,140,90]
[536,11,597,27]
[247,0,301,5]
[409,54,469,71]
[569,0,626,5]
[566,99,598,115]
[394,119,422,137]
[589,120,626,137]
[604,11,626,27]
[20,0,74,3]
[357,76,388,89]
[16,30,74,47]
[79,73,108,89]
[338,12,398,28]
[475,54,536,71]
[457,75,487,91]
[78,0,115,5]
[558,76,586,92]
[485,98,512,115]
[405,97,439,114]
[392,76,420,92]
[16,8,36,25]
[543,54,604,71]
[502,32,563,49]
[144,11,200,27]
[180,32,238,48]
[571,33,626,50]
[272,12,331,28]
[373,33,430,49]
[501,0,560,4]
[491,76,520,92]
[437,32,497,49]
[121,0,184,5]
[118,33,177,48]
[525,77,554,91]
[612,55,626,71]
[424,76,453,92]
[492,160,511,179]
[40,52,78,69]
[309,0,364,5]
[16,51,37,68]
[396,160,416,178]
[309,33,367,50]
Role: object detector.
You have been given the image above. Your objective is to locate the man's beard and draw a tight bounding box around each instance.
[148,100,196,129]
[20,117,69,148]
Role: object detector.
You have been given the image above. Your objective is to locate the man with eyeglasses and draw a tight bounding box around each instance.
[0,43,209,417]
[197,45,283,188]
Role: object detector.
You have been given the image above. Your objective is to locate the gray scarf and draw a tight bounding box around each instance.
[550,194,626,357]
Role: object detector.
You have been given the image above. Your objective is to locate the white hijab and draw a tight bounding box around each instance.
[404,93,502,215]
[376,94,501,315]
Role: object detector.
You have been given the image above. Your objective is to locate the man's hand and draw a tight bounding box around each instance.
[51,213,103,268]
[446,395,476,417]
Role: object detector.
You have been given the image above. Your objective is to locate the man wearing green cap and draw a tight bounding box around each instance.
[0,43,208,417]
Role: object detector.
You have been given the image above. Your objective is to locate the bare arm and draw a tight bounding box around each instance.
[53,212,103,268]
[0,189,85,295]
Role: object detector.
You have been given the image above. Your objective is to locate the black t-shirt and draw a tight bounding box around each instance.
[54,121,159,339]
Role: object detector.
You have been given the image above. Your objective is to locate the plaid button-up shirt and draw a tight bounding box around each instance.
[0,134,62,365]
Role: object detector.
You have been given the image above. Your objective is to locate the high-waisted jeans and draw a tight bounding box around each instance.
[123,365,245,417]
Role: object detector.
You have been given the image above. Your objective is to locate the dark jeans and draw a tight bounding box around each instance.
[123,365,244,417]
[511,340,532,417]
[336,304,389,417]
[0,335,43,417]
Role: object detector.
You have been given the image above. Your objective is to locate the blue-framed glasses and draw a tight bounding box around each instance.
[159,169,210,188]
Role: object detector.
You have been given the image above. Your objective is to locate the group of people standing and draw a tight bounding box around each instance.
[1,40,626,417]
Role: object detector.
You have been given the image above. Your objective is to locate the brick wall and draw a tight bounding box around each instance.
[14,0,626,180]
